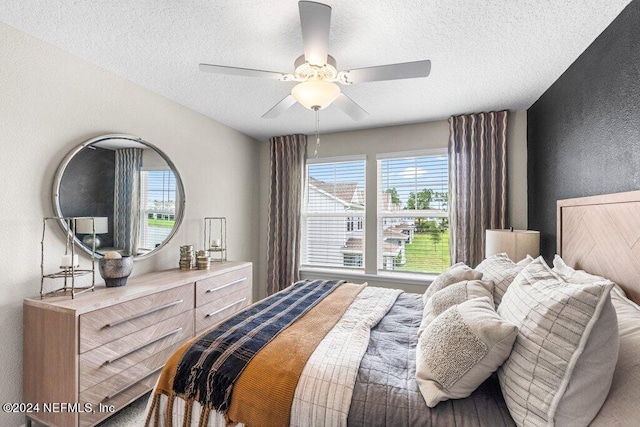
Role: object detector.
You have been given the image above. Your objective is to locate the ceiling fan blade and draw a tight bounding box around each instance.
[299,1,331,66]
[199,63,285,80]
[333,93,368,121]
[262,95,297,119]
[343,60,431,84]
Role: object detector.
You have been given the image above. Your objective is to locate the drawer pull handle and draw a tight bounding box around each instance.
[102,364,165,402]
[206,277,247,293]
[104,299,184,328]
[205,298,247,318]
[104,328,183,365]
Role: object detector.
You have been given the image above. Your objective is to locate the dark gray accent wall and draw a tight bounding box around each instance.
[59,147,116,247]
[527,0,640,261]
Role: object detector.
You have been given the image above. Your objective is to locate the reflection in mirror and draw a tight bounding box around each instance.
[53,134,185,259]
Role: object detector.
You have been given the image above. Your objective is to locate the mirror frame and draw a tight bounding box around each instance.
[52,134,186,260]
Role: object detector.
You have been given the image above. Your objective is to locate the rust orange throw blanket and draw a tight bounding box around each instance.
[147,282,365,427]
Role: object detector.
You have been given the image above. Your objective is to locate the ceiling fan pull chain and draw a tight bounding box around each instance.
[313,106,321,158]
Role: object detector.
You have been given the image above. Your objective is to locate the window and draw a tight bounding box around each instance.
[139,170,177,251]
[377,152,449,274]
[343,254,363,268]
[301,159,365,269]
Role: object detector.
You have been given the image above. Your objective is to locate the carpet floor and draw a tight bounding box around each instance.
[96,393,148,426]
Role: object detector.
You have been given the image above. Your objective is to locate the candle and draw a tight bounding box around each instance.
[103,251,122,260]
[61,254,79,267]
[212,239,221,248]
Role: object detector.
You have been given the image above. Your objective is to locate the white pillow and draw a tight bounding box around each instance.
[516,254,535,267]
[497,257,617,427]
[553,254,628,297]
[475,253,523,307]
[418,279,494,337]
[591,287,640,425]
[416,296,518,408]
[422,262,483,304]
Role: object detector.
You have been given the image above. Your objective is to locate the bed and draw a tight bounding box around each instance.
[145,190,640,427]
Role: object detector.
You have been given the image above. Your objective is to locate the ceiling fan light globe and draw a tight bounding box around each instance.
[291,80,341,110]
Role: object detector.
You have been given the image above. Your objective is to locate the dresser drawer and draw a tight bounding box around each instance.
[195,266,251,307]
[79,284,194,353]
[78,342,180,427]
[195,288,250,334]
[79,311,193,392]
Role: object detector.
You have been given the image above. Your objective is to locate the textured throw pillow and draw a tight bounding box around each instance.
[418,279,494,336]
[497,257,617,427]
[416,296,518,408]
[422,262,483,304]
[475,253,523,307]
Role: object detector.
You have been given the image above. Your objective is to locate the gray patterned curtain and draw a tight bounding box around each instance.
[449,111,508,267]
[114,148,143,255]
[267,134,307,295]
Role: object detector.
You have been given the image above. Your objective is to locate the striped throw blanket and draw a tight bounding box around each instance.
[172,279,343,412]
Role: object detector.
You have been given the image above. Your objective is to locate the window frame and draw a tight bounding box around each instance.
[376,148,449,275]
[300,156,366,271]
[299,149,450,280]
[138,169,178,252]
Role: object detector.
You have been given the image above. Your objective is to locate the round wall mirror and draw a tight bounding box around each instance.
[52,134,186,259]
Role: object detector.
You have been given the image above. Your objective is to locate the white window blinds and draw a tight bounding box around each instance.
[377,152,449,274]
[302,159,365,269]
[139,170,177,250]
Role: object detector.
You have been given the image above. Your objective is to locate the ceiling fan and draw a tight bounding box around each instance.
[199,1,431,121]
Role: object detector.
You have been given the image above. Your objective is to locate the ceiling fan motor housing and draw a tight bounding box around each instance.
[294,54,338,81]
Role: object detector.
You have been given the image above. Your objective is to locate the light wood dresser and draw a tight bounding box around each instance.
[23,261,252,427]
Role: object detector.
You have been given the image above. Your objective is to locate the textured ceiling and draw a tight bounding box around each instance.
[0,0,633,141]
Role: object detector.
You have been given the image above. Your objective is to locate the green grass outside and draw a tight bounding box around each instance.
[147,218,176,228]
[396,231,450,274]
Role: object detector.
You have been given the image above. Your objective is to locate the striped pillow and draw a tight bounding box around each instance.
[476,253,523,307]
[497,257,616,426]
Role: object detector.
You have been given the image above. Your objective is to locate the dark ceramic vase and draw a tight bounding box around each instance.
[99,256,134,287]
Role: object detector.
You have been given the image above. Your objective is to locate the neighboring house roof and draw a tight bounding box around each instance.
[340,237,401,256]
[309,177,363,207]
[394,222,416,229]
[384,229,409,241]
[388,223,415,234]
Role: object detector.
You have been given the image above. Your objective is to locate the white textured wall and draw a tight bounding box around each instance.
[257,112,527,297]
[0,22,259,426]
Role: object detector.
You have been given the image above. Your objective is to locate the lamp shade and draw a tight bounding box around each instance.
[75,217,108,234]
[291,80,341,110]
[485,229,540,262]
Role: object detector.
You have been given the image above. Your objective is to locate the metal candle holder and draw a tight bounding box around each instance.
[203,217,227,262]
[40,216,96,299]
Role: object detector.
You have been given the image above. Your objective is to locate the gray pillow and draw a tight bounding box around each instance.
[416,296,518,408]
[497,257,617,427]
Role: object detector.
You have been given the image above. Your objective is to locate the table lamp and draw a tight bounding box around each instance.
[485,228,540,262]
[75,217,108,249]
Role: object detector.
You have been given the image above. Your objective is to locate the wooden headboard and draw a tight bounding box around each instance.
[557,190,640,304]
